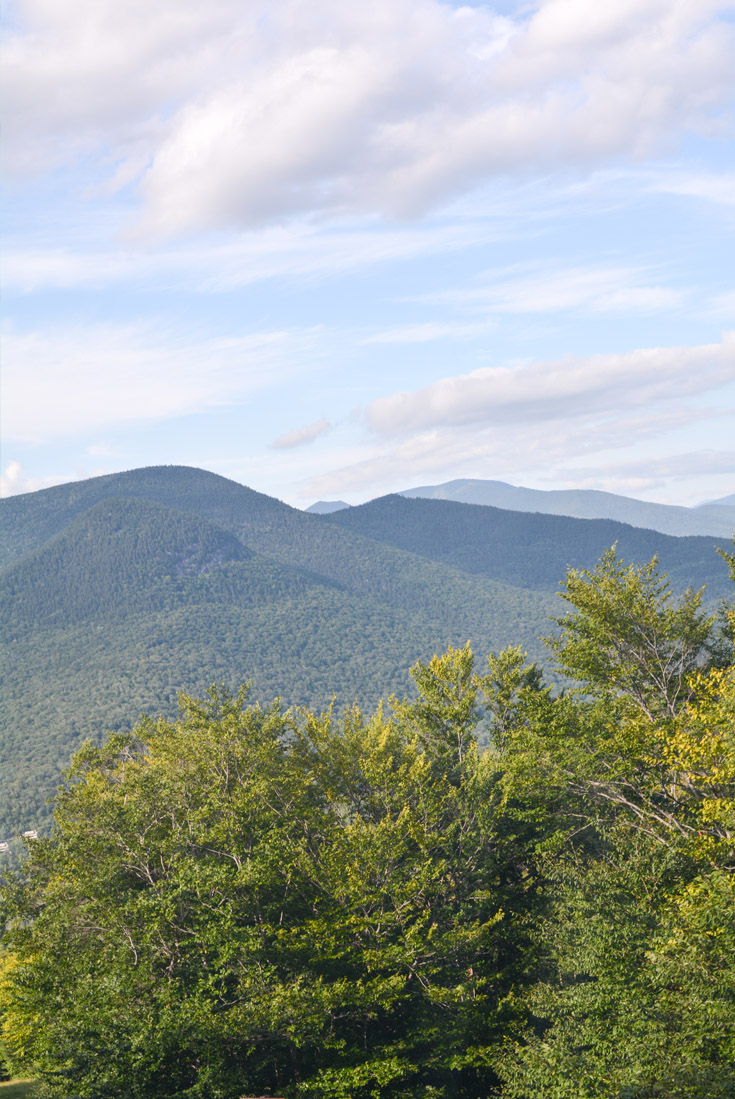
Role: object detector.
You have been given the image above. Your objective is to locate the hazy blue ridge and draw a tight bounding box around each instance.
[399,478,735,538]
[305,500,351,514]
[698,493,735,509]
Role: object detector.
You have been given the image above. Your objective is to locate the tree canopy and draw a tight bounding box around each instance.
[1,547,733,1098]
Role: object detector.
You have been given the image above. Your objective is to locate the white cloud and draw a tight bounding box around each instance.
[1,321,323,443]
[272,418,332,449]
[708,290,735,318]
[304,405,729,499]
[414,263,685,316]
[0,460,74,498]
[3,0,733,236]
[2,218,509,294]
[554,449,735,488]
[364,321,495,344]
[365,333,735,437]
[654,171,735,206]
[544,450,735,506]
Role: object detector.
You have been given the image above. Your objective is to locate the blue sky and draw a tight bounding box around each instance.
[2,0,734,507]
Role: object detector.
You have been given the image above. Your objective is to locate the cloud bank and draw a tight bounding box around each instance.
[366,333,735,437]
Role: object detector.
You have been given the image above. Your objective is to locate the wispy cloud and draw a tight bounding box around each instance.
[272,418,333,449]
[653,171,735,206]
[412,263,685,316]
[301,334,735,497]
[364,321,495,344]
[3,218,510,294]
[708,290,735,319]
[304,406,729,500]
[1,321,325,443]
[552,450,735,495]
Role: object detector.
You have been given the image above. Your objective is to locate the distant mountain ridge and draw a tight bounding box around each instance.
[399,478,735,538]
[701,492,735,509]
[305,500,351,514]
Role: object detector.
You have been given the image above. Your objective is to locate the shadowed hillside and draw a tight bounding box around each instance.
[324,493,732,597]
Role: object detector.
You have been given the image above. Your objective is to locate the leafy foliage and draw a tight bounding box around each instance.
[0,670,529,1098]
[547,547,715,719]
[494,551,735,1098]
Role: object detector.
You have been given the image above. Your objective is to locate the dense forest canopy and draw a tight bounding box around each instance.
[1,547,734,1097]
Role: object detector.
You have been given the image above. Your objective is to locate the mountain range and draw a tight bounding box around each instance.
[1,465,732,837]
[309,479,735,538]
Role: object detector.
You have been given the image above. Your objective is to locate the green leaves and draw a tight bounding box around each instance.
[0,666,514,1098]
[496,550,735,1099]
[548,546,713,719]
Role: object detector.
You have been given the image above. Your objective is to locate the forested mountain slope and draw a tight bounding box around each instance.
[0,473,554,836]
[0,466,552,618]
[400,477,735,537]
[323,493,732,597]
[0,465,290,570]
[2,497,252,628]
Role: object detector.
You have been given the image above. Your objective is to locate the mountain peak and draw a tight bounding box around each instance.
[305,500,351,514]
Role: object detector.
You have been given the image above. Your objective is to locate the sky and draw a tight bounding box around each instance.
[2,0,734,508]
